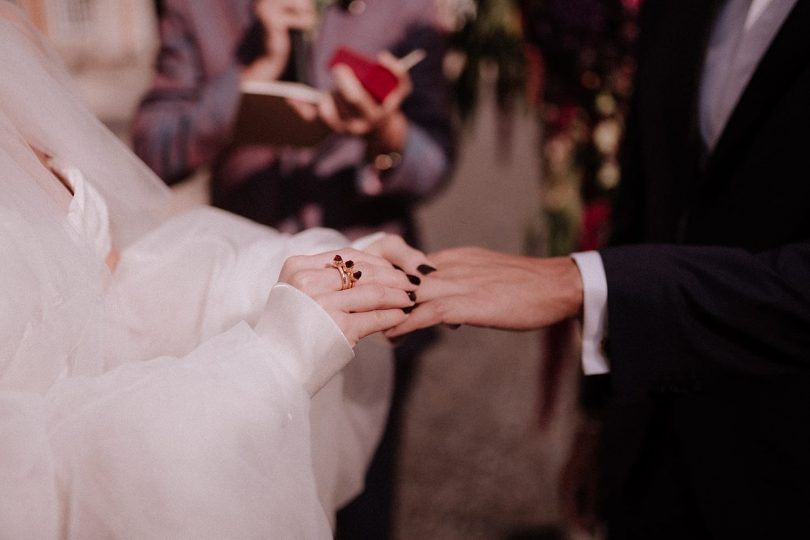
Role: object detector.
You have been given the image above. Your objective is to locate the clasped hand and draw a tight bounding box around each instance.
[278,235,428,346]
[385,247,585,337]
[281,237,586,346]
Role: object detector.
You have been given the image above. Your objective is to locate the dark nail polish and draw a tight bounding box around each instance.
[407,291,417,302]
[402,305,416,314]
[392,264,404,271]
[345,260,354,268]
[334,255,342,262]
[417,264,437,275]
[407,274,421,286]
[353,271,362,280]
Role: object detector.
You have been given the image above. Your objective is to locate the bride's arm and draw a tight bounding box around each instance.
[0,244,414,539]
[110,209,428,360]
[1,323,331,539]
[259,245,419,394]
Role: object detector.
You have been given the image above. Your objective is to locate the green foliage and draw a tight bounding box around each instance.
[448,0,527,120]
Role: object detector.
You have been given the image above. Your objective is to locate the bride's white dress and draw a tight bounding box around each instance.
[0,131,392,539]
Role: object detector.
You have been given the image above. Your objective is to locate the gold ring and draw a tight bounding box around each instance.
[330,255,359,290]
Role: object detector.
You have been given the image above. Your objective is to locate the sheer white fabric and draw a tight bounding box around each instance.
[0,4,392,537]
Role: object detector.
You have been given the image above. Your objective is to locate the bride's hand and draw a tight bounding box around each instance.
[363,234,437,279]
[279,248,418,346]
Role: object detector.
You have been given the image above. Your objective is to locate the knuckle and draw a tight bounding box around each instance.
[432,299,451,319]
[285,254,306,270]
[340,89,362,106]
[292,269,318,292]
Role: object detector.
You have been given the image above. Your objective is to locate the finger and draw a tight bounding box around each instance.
[280,249,399,290]
[331,91,357,116]
[382,75,412,115]
[283,0,316,16]
[384,296,464,337]
[348,262,414,290]
[330,248,396,269]
[317,93,343,132]
[296,248,394,272]
[279,0,317,29]
[264,23,292,60]
[324,92,375,135]
[330,96,374,135]
[405,275,465,303]
[282,11,317,31]
[323,284,414,313]
[349,308,409,340]
[286,97,319,121]
[332,64,380,119]
[285,267,347,296]
[364,234,435,276]
[254,0,274,21]
[377,51,406,77]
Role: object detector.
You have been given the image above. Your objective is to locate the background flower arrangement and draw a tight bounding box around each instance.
[444,0,643,256]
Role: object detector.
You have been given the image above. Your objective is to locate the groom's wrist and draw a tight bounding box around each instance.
[558,256,585,320]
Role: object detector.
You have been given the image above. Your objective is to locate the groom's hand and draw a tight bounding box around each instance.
[385,247,585,337]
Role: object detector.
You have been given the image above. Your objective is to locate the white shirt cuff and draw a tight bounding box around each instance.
[570,251,610,375]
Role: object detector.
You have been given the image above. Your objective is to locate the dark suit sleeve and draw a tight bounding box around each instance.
[599,241,810,400]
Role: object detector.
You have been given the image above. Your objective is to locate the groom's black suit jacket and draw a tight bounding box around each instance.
[595,1,810,537]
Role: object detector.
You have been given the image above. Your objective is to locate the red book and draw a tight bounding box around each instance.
[328,46,398,103]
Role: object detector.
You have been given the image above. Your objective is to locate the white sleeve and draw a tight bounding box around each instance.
[1,318,344,539]
[0,208,388,538]
[256,283,354,396]
[571,251,610,375]
[110,209,391,524]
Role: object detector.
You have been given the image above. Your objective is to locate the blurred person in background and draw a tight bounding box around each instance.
[131,0,455,537]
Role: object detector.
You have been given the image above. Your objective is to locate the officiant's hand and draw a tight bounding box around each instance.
[241,0,316,82]
[279,247,421,346]
[384,247,585,337]
[318,52,413,154]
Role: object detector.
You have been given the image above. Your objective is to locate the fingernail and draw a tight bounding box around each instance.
[334,255,342,262]
[388,336,406,346]
[392,264,404,271]
[407,291,417,302]
[446,324,461,330]
[417,264,436,275]
[353,271,362,280]
[407,274,421,286]
[345,260,354,268]
[402,305,416,314]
